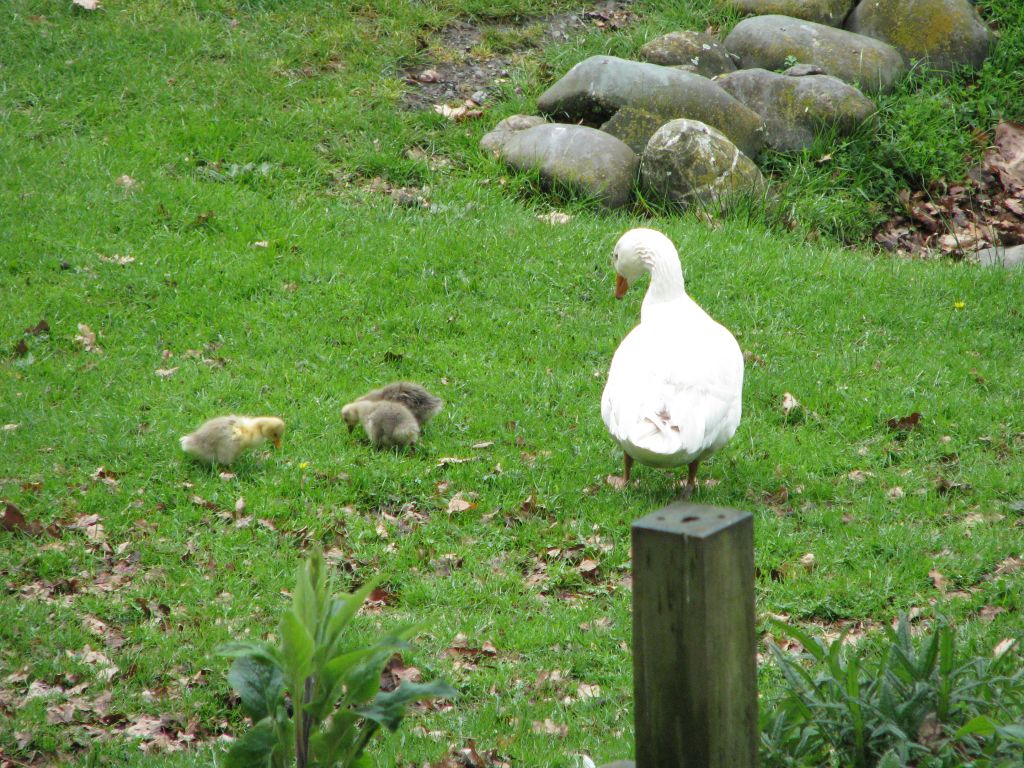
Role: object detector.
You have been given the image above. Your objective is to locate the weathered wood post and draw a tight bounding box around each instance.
[602,502,758,768]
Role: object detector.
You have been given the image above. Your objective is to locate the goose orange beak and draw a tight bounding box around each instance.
[614,274,629,299]
[273,438,282,449]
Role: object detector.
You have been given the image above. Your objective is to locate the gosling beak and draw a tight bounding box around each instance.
[346,422,354,433]
[614,274,629,300]
[273,437,282,449]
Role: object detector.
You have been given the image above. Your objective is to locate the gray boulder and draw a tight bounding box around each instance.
[639,119,766,210]
[846,0,991,74]
[717,68,875,151]
[784,63,827,76]
[479,114,547,153]
[639,31,737,77]
[974,244,1024,269]
[600,107,668,155]
[494,124,639,209]
[726,0,855,26]
[723,15,906,93]
[536,55,766,159]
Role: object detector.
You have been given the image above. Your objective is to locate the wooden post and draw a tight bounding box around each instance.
[628,502,758,768]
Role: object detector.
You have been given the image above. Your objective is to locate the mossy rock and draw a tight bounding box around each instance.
[639,119,765,210]
[726,0,855,27]
[536,55,766,159]
[639,31,737,76]
[600,107,669,155]
[717,68,875,152]
[723,14,906,94]
[845,0,991,74]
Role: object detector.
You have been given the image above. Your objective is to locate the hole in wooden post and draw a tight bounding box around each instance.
[717,514,726,519]
[681,515,699,522]
[656,516,665,521]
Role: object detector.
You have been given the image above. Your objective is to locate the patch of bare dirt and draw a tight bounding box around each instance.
[875,122,1024,260]
[402,1,636,110]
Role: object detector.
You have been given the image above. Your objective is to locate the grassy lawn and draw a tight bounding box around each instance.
[2,0,1023,765]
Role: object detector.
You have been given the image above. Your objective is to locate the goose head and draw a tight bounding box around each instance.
[610,228,680,299]
[254,417,286,449]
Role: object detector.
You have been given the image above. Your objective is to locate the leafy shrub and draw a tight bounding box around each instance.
[218,550,455,768]
[760,615,1024,768]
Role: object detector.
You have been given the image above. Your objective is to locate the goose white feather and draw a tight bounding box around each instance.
[601,228,743,492]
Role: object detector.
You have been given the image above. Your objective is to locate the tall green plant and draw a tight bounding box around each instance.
[761,615,1024,768]
[217,551,455,768]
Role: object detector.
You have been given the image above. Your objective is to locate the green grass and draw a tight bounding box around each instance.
[1,1,1023,766]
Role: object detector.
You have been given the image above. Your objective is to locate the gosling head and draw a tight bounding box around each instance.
[256,417,286,449]
[341,401,370,432]
[611,228,678,299]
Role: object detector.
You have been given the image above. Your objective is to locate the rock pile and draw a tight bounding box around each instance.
[480,0,992,211]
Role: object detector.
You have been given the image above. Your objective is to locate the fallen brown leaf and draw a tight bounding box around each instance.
[25,319,50,335]
[886,412,922,431]
[447,492,477,514]
[436,456,478,468]
[379,653,422,692]
[531,718,568,737]
[1,499,57,536]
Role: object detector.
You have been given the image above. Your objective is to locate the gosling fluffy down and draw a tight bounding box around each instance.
[349,381,443,427]
[179,415,285,465]
[342,400,420,449]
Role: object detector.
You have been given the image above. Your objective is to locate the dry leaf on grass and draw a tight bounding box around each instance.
[25,319,50,335]
[605,474,627,489]
[434,103,483,121]
[379,653,422,692]
[537,211,572,225]
[886,412,921,431]
[993,637,1018,658]
[929,568,947,593]
[155,367,179,378]
[781,392,800,416]
[99,253,135,265]
[75,323,102,354]
[436,456,478,468]
[531,718,568,737]
[1,500,58,536]
[447,492,477,514]
[987,121,1024,191]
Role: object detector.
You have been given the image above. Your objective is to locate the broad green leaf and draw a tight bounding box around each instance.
[957,715,998,738]
[769,619,826,663]
[217,640,282,668]
[310,709,360,764]
[223,717,277,768]
[323,577,381,656]
[279,609,315,682]
[293,552,322,640]
[994,723,1024,741]
[343,649,399,706]
[354,680,457,732]
[229,656,284,721]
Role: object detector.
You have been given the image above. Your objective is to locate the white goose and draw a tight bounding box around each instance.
[601,228,744,497]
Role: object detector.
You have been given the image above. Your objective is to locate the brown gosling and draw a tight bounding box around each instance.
[179,416,285,465]
[351,381,443,427]
[342,400,420,449]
